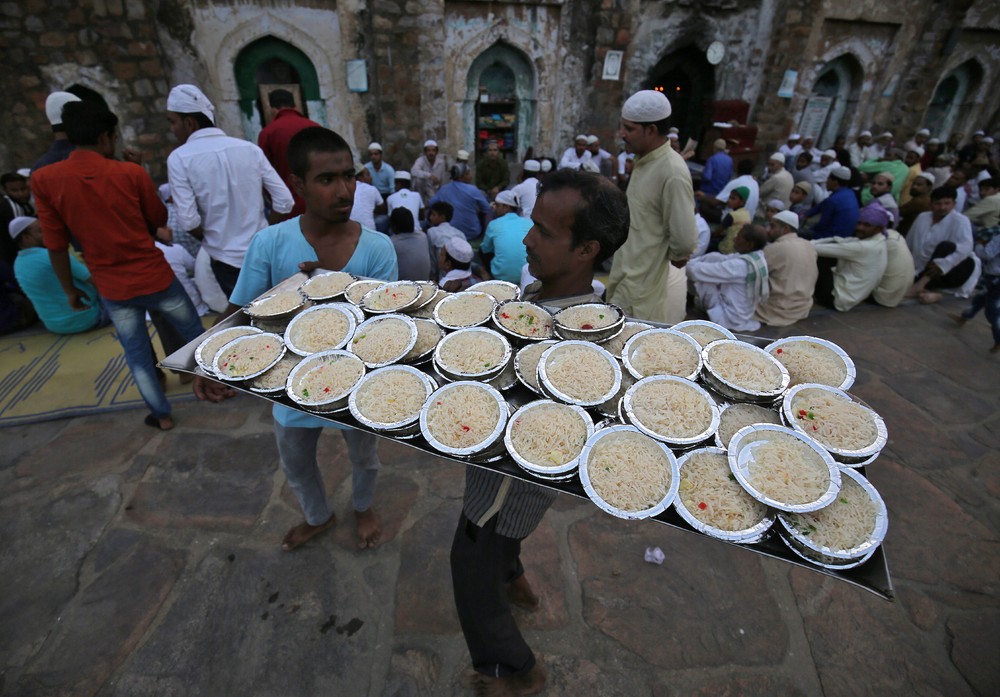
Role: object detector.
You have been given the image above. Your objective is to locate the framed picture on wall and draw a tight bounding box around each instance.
[258,83,304,125]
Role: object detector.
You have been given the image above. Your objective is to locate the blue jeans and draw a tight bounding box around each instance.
[101,279,204,419]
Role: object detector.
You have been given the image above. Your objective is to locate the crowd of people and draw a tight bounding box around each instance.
[1,79,999,695]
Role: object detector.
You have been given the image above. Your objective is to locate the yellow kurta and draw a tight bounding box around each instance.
[608,141,697,323]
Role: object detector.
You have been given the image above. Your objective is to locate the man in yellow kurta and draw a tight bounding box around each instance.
[608,90,698,323]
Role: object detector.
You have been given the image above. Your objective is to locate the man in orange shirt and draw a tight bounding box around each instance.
[31,100,205,431]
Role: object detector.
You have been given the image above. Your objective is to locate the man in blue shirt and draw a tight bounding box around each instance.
[700,138,733,197]
[804,166,860,240]
[480,190,531,283]
[195,127,398,552]
[364,141,396,198]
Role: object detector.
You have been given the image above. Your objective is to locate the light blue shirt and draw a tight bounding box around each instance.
[14,247,101,334]
[231,216,398,428]
[480,212,531,284]
[365,161,396,197]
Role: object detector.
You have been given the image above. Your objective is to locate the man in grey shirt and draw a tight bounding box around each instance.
[388,208,431,281]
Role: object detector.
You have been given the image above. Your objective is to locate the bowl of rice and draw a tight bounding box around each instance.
[595,369,635,419]
[598,321,653,360]
[674,447,774,543]
[766,336,856,390]
[284,304,357,356]
[249,354,302,394]
[301,270,356,301]
[492,300,554,342]
[552,302,625,342]
[622,328,703,381]
[702,340,789,403]
[777,467,887,568]
[344,279,384,306]
[244,289,308,319]
[514,340,559,395]
[195,325,262,377]
[537,340,621,407]
[728,424,841,513]
[622,375,720,448]
[408,281,439,312]
[402,318,444,365]
[505,400,595,480]
[715,402,783,449]
[349,364,438,437]
[579,425,680,520]
[433,327,512,381]
[348,314,418,368]
[671,320,737,348]
[467,280,521,303]
[433,291,497,330]
[286,349,366,413]
[213,332,286,382]
[361,280,424,314]
[410,289,449,319]
[782,383,888,465]
[420,381,509,457]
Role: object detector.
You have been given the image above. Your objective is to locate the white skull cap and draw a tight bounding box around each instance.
[45,91,82,126]
[621,90,672,122]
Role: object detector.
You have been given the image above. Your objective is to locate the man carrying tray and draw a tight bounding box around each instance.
[451,169,629,696]
[194,127,398,551]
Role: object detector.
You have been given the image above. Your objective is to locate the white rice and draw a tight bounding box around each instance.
[425,385,502,449]
[436,292,495,327]
[302,271,354,299]
[587,431,672,512]
[509,403,589,468]
[198,326,259,371]
[363,282,421,311]
[288,307,351,353]
[790,388,880,451]
[556,304,619,330]
[630,379,714,440]
[771,340,849,387]
[678,450,769,531]
[411,290,449,318]
[294,354,364,402]
[216,334,283,378]
[677,323,730,347]
[250,354,301,390]
[543,344,615,402]
[516,341,555,391]
[469,280,519,302]
[247,290,304,317]
[345,280,383,304]
[717,403,782,448]
[404,319,442,360]
[350,317,414,364]
[438,331,507,374]
[601,322,652,358]
[353,368,429,424]
[495,302,554,339]
[627,330,700,378]
[707,342,784,392]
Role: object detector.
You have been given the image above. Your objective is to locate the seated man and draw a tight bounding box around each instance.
[452,170,629,697]
[754,210,817,326]
[480,190,530,284]
[388,207,431,281]
[437,236,483,292]
[714,186,752,254]
[803,167,859,239]
[425,201,465,278]
[906,186,976,303]
[964,177,1000,229]
[687,223,769,331]
[813,203,890,312]
[875,214,915,308]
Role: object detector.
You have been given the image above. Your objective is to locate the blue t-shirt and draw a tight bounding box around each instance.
[231,217,398,428]
[480,212,531,284]
[364,162,396,197]
[14,247,101,333]
[428,182,490,240]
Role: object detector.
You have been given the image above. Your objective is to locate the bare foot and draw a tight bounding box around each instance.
[281,514,336,551]
[354,508,381,549]
[918,290,942,304]
[506,574,540,611]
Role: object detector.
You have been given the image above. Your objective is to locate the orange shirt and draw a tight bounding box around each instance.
[32,150,173,301]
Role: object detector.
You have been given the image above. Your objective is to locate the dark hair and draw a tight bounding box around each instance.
[737,159,754,176]
[443,252,471,271]
[931,185,958,202]
[450,163,470,181]
[268,89,295,109]
[389,207,415,234]
[1,172,27,186]
[980,177,998,189]
[536,169,629,264]
[176,111,214,130]
[62,100,118,146]
[287,127,352,178]
[429,201,454,221]
[796,151,813,165]
[740,224,768,251]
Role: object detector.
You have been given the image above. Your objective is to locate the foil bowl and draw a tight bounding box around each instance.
[348,364,438,438]
[410,289,449,319]
[621,328,703,381]
[286,349,366,414]
[781,383,888,466]
[419,381,509,458]
[595,369,635,419]
[597,321,654,360]
[348,314,418,369]
[670,319,737,348]
[776,467,888,567]
[701,339,790,403]
[578,425,681,520]
[248,354,302,395]
[300,270,357,301]
[491,299,555,343]
[432,327,512,382]
[283,303,358,357]
[765,335,856,391]
[714,402,783,450]
[467,279,522,302]
[195,325,262,377]
[504,400,595,481]
[243,290,309,331]
[621,375,721,449]
[433,291,497,330]
[552,302,625,343]
[485,356,519,392]
[728,423,842,513]
[360,280,424,315]
[537,340,622,408]
[673,446,775,544]
[514,340,559,396]
[778,535,877,570]
[344,279,384,307]
[211,332,286,383]
[409,281,440,312]
[402,318,445,365]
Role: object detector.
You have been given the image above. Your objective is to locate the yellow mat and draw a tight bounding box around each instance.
[0,322,200,428]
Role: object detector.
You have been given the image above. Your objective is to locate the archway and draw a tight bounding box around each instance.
[925,60,983,139]
[233,36,322,141]
[465,42,535,162]
[802,54,862,148]
[643,46,715,144]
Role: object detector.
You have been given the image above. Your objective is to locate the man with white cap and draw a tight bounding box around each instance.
[813,150,840,189]
[904,128,931,153]
[480,189,530,283]
[386,170,422,223]
[754,209,817,326]
[586,135,613,177]
[411,139,448,204]
[364,142,396,197]
[803,166,859,240]
[866,131,893,162]
[848,130,873,168]
[779,133,802,162]
[510,159,542,218]
[858,148,910,205]
[866,172,900,228]
[31,91,81,172]
[712,158,760,220]
[166,84,294,297]
[559,134,592,171]
[608,89,698,324]
[759,152,794,208]
[437,235,483,292]
[905,185,976,304]
[456,149,471,164]
[899,172,936,236]
[899,145,925,206]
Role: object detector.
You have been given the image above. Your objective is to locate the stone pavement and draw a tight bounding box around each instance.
[1,296,997,697]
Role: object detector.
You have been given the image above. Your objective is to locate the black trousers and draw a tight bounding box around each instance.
[450,513,535,678]
[922,241,975,290]
[814,257,837,308]
[209,257,242,298]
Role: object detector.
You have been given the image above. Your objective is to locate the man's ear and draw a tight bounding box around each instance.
[578,239,601,263]
[290,174,305,198]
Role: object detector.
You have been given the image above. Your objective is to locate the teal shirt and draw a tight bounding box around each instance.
[14,247,100,334]
[230,217,398,428]
[858,159,911,205]
[480,212,531,284]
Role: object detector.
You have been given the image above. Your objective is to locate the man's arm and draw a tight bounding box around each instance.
[135,167,168,230]
[665,176,698,265]
[258,149,294,215]
[932,217,975,275]
[167,153,203,234]
[685,255,747,285]
[48,249,89,310]
[812,236,863,260]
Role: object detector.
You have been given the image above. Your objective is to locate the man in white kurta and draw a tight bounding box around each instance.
[754,211,817,326]
[608,90,698,324]
[813,203,890,312]
[411,139,449,204]
[906,191,974,282]
[686,224,769,331]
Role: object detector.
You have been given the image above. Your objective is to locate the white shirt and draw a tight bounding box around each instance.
[906,210,974,276]
[617,151,627,175]
[156,241,208,315]
[693,213,711,257]
[589,148,613,174]
[350,181,383,230]
[519,263,605,297]
[686,252,765,331]
[167,127,293,268]
[510,178,540,218]
[779,144,802,160]
[716,174,760,219]
[387,188,422,223]
[559,147,592,170]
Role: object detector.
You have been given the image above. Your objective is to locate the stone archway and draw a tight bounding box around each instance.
[925,60,984,140]
[643,45,715,144]
[803,54,863,148]
[464,42,536,163]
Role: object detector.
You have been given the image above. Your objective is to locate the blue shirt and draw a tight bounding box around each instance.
[700,151,733,196]
[14,247,101,333]
[480,212,531,284]
[365,161,396,197]
[231,216,398,428]
[806,187,860,240]
[428,182,491,240]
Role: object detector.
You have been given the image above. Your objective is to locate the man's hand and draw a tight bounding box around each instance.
[193,375,236,402]
[926,262,943,278]
[65,288,91,311]
[156,227,173,243]
[122,148,142,165]
[670,257,690,269]
[299,260,324,274]
[695,191,705,201]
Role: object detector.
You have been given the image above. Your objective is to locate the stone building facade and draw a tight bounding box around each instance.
[2,0,998,181]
